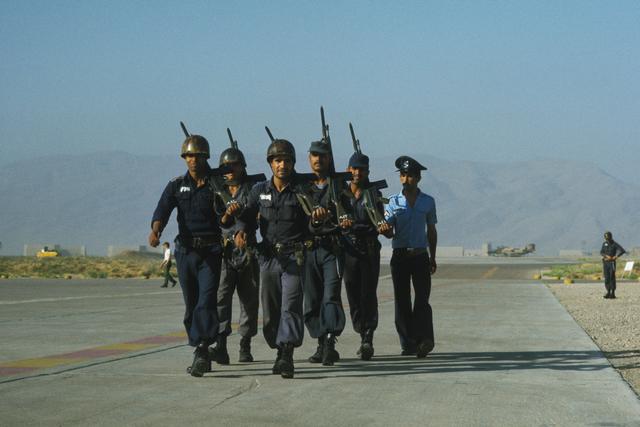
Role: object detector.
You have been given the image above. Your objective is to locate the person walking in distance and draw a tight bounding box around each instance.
[160,242,177,288]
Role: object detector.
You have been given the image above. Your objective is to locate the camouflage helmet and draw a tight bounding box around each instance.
[267,139,296,164]
[180,135,210,159]
[218,147,247,167]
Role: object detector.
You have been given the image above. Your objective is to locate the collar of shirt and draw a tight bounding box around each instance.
[264,174,297,194]
[181,169,212,189]
[395,189,425,208]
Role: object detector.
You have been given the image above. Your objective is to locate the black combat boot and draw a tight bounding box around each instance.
[308,336,324,363]
[272,347,283,375]
[189,344,211,377]
[359,329,374,361]
[417,338,435,358]
[610,290,616,299]
[603,292,611,299]
[401,343,417,356]
[322,333,340,366]
[238,336,253,363]
[211,335,230,365]
[277,343,295,379]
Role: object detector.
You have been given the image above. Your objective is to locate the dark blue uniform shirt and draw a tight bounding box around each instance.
[151,170,222,238]
[600,240,626,260]
[242,174,309,246]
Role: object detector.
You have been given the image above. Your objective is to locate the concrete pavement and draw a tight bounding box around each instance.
[1,264,639,426]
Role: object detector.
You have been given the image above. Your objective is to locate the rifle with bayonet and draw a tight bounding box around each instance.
[349,122,389,228]
[319,106,352,225]
[226,128,266,186]
[210,127,267,210]
[180,121,231,178]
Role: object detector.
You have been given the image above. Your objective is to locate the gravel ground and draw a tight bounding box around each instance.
[548,281,640,397]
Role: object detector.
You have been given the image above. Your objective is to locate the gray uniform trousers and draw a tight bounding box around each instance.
[303,244,346,338]
[260,253,305,348]
[217,255,259,338]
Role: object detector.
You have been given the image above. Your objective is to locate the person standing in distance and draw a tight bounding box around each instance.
[160,242,177,288]
[211,145,260,364]
[600,231,626,299]
[148,133,224,377]
[383,156,437,358]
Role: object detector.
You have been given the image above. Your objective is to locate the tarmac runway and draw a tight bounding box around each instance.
[1,261,639,426]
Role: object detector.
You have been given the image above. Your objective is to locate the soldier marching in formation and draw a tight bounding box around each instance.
[210,130,263,364]
[148,110,438,378]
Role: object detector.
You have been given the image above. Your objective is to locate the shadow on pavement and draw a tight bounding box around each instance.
[208,349,630,379]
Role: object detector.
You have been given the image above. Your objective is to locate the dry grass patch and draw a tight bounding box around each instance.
[0,251,174,279]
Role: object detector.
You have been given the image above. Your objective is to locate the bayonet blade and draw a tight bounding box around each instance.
[180,121,190,137]
[349,122,361,153]
[265,126,275,142]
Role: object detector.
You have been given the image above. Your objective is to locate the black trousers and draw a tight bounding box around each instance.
[343,247,380,335]
[390,251,434,350]
[303,245,346,338]
[174,245,222,347]
[603,261,617,292]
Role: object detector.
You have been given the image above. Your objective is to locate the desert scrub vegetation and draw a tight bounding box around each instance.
[0,251,176,279]
[547,261,639,281]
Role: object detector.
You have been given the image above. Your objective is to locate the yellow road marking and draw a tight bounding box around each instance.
[96,343,154,351]
[4,357,87,368]
[482,267,499,279]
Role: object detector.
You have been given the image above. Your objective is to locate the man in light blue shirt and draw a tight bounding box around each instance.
[383,156,437,358]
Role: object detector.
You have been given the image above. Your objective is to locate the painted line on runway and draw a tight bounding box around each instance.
[0,290,182,305]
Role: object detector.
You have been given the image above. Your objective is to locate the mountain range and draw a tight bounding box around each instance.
[1,151,637,255]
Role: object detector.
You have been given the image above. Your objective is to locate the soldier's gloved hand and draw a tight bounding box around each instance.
[225,201,242,217]
[311,207,329,223]
[148,230,161,247]
[234,230,247,249]
[430,258,437,274]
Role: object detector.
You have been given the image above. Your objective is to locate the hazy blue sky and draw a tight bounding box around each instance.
[2,1,639,183]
